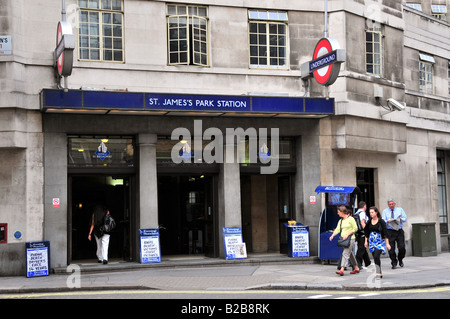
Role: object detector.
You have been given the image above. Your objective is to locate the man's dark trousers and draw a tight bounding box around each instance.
[387,229,406,266]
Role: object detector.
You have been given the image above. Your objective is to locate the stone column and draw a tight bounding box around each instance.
[218,140,242,257]
[138,134,158,229]
[44,132,67,269]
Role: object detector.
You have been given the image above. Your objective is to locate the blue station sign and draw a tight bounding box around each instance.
[41,89,334,117]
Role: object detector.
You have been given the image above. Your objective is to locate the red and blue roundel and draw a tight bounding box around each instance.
[311,38,341,86]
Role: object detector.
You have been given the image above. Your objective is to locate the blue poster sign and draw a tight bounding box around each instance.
[222,227,246,260]
[287,225,310,257]
[26,241,50,278]
[139,229,161,264]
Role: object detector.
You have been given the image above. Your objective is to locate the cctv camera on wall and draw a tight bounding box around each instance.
[386,98,405,111]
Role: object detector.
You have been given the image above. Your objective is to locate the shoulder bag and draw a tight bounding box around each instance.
[101,214,116,234]
[337,219,351,248]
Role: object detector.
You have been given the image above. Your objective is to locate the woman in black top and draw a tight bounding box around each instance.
[364,206,391,278]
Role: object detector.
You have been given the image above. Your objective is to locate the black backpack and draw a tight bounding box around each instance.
[102,214,116,234]
[353,210,364,233]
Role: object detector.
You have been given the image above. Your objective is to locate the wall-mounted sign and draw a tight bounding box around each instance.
[0,223,7,243]
[301,38,345,86]
[0,36,12,55]
[41,89,335,117]
[52,198,60,208]
[55,21,74,76]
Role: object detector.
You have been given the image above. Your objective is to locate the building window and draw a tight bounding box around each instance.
[248,10,288,69]
[431,5,447,20]
[405,3,422,11]
[365,30,383,76]
[437,150,448,234]
[78,0,124,62]
[419,53,435,94]
[68,136,135,168]
[167,4,209,66]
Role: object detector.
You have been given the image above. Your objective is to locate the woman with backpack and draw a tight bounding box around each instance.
[88,204,115,264]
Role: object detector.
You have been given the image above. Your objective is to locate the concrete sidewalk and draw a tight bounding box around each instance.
[1,253,450,294]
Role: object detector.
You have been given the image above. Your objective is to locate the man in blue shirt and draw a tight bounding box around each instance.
[382,199,407,269]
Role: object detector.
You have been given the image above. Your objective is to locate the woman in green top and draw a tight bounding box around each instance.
[329,205,360,276]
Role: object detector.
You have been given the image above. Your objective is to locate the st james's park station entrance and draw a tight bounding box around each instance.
[68,136,136,262]
[158,175,218,257]
[68,135,295,262]
[68,136,220,261]
[70,175,134,262]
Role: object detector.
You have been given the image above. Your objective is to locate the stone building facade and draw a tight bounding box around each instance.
[0,0,449,275]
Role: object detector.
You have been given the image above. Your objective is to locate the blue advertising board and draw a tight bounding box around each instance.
[26,241,50,278]
[139,229,161,264]
[286,225,310,257]
[222,227,246,260]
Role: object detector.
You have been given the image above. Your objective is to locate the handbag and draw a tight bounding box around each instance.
[336,219,351,248]
[101,214,116,234]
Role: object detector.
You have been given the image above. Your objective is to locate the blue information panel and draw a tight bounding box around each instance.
[26,241,50,278]
[222,227,246,260]
[139,229,161,264]
[287,225,310,257]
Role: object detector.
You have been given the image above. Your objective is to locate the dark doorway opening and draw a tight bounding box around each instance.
[157,175,218,257]
[356,167,375,208]
[240,174,293,254]
[70,175,134,262]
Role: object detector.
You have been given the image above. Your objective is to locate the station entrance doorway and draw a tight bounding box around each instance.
[241,175,294,254]
[69,175,135,262]
[157,175,218,258]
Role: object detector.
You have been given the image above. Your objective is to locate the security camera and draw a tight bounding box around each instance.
[387,98,405,111]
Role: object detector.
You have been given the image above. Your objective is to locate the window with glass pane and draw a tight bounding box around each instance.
[249,10,288,69]
[365,31,383,76]
[431,5,447,20]
[405,3,422,11]
[78,0,123,62]
[167,4,209,66]
[419,61,433,94]
[68,137,134,168]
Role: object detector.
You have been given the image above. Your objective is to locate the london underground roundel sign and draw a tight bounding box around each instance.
[310,38,342,86]
[56,22,65,75]
[55,21,74,77]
